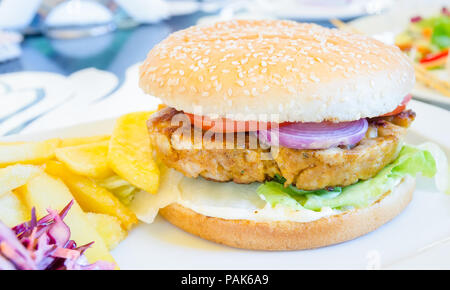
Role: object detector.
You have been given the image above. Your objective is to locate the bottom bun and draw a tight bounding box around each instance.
[159,177,415,250]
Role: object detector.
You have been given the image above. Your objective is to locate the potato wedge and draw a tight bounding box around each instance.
[55,141,113,179]
[108,111,159,193]
[0,191,28,227]
[45,160,137,230]
[0,139,60,166]
[0,164,41,196]
[60,135,110,147]
[16,171,116,265]
[86,213,127,250]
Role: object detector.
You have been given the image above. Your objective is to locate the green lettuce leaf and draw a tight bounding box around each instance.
[257,181,304,210]
[96,175,138,205]
[257,145,439,211]
[430,16,450,49]
[412,15,450,50]
[257,174,342,210]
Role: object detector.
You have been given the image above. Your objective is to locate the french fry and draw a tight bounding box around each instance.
[15,171,116,266]
[86,213,127,250]
[45,160,137,230]
[108,111,160,193]
[55,141,113,179]
[0,139,60,166]
[0,191,29,227]
[413,63,450,97]
[60,135,110,147]
[0,164,41,196]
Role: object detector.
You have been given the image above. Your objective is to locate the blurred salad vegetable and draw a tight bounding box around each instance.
[395,7,450,69]
[0,200,115,270]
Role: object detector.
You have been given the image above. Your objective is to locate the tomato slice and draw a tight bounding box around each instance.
[185,95,412,131]
[381,95,412,117]
[185,113,289,133]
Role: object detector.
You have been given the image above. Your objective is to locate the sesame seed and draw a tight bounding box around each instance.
[310,73,320,82]
[145,20,404,106]
[251,88,258,96]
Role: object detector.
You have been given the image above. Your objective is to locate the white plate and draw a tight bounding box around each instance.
[255,0,392,21]
[2,100,450,269]
[348,0,450,109]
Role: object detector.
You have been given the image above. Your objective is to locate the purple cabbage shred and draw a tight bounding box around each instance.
[0,200,115,270]
[410,16,423,22]
[442,7,449,16]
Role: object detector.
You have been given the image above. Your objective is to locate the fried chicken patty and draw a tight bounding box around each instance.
[148,107,415,190]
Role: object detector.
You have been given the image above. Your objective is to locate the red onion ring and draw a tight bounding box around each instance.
[258,119,368,150]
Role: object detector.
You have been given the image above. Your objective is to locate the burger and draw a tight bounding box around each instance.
[136,20,439,250]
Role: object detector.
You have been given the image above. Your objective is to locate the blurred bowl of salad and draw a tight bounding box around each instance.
[348,0,450,108]
[395,7,449,70]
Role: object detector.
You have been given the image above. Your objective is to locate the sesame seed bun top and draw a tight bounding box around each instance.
[139,20,414,123]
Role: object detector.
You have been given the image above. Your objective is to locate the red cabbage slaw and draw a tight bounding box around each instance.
[0,200,115,270]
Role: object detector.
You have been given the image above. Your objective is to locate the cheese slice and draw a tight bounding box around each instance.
[130,166,339,224]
